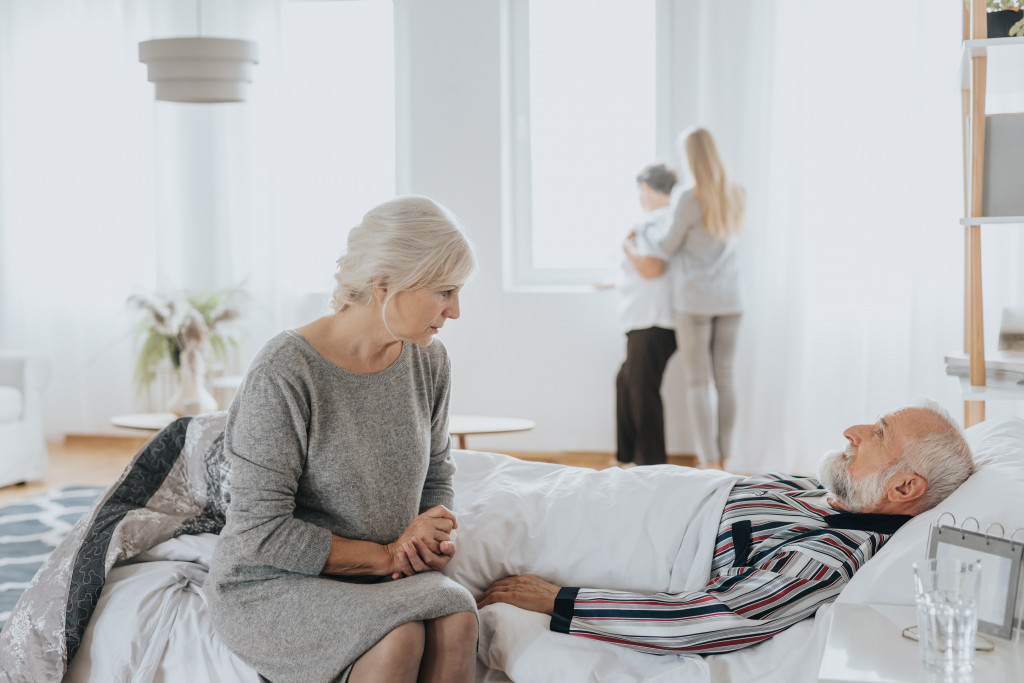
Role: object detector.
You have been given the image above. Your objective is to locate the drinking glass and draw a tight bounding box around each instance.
[912,558,982,674]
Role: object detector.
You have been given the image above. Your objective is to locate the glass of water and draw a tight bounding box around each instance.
[912,558,982,674]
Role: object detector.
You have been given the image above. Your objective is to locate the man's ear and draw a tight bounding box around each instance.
[886,472,927,510]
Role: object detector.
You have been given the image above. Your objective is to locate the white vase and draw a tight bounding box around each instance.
[167,348,219,417]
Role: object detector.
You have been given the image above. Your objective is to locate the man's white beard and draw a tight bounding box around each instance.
[818,445,886,513]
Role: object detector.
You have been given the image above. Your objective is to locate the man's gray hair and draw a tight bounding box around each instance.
[881,398,974,514]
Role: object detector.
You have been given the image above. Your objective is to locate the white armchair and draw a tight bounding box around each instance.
[0,351,51,488]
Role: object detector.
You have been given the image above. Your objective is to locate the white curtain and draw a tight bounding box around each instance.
[0,1,159,438]
[2,0,1019,458]
[0,0,398,438]
[0,0,382,438]
[719,1,1024,473]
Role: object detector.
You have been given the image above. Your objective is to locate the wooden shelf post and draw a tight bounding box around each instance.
[964,0,988,427]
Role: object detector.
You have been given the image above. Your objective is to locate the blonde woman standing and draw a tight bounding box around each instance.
[207,196,478,683]
[657,127,745,470]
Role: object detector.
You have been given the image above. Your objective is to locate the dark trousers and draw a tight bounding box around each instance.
[615,326,677,466]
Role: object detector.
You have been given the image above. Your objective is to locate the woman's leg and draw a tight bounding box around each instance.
[615,341,635,464]
[675,314,717,465]
[419,611,478,683]
[348,621,425,683]
[710,314,741,466]
[628,327,677,466]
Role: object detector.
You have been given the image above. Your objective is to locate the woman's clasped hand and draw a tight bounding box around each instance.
[388,505,459,579]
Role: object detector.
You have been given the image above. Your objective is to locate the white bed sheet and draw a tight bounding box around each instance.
[63,452,828,683]
[476,583,835,683]
[63,534,257,683]
[63,533,518,683]
[76,416,1024,683]
[64,533,834,683]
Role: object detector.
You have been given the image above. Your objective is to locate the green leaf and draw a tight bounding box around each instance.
[130,284,247,395]
[133,330,175,396]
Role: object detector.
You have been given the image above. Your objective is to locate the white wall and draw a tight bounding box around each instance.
[396,0,692,454]
[395,0,777,454]
[9,0,1008,460]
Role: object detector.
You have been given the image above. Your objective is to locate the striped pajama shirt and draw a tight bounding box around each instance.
[550,473,909,654]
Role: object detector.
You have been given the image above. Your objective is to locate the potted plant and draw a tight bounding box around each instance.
[983,1,1024,38]
[127,287,245,416]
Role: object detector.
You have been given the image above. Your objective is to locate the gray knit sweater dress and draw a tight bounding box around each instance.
[206,330,476,683]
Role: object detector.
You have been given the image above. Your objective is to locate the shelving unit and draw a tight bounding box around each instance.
[959,216,1024,225]
[961,35,1024,60]
[957,5,1024,426]
[956,373,1024,401]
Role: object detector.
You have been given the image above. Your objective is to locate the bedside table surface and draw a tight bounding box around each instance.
[818,604,1024,683]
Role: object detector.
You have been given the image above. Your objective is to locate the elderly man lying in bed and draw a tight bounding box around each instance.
[474,399,973,654]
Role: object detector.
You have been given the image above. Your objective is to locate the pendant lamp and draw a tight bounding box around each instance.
[139,38,258,103]
[138,2,258,103]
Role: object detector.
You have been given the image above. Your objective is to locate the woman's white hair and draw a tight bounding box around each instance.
[330,195,476,315]
[873,398,974,514]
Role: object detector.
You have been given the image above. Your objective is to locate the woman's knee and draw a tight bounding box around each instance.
[447,610,479,640]
[427,610,478,652]
[350,621,425,682]
[378,620,426,660]
[676,337,713,381]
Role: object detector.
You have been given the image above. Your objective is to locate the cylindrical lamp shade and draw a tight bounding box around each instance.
[139,38,259,103]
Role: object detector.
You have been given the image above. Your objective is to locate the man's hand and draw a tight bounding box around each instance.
[476,574,562,615]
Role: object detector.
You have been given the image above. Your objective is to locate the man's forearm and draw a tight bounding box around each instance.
[552,570,844,655]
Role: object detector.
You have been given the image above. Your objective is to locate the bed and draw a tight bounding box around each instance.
[1,413,1023,683]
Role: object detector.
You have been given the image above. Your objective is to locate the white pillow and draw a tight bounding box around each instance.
[444,451,739,596]
[837,417,1024,606]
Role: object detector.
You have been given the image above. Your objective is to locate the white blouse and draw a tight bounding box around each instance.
[617,206,676,332]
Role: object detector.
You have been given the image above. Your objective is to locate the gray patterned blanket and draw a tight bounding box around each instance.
[0,412,230,683]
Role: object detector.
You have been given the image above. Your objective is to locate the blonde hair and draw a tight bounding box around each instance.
[330,195,476,314]
[679,127,746,240]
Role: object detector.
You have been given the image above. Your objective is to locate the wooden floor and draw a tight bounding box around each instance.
[0,438,704,507]
[0,436,144,507]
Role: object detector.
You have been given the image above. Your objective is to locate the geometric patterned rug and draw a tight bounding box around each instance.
[0,486,105,629]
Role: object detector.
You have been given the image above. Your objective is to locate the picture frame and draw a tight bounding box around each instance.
[927,521,1024,640]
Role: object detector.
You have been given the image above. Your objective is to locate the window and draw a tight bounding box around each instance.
[501,0,661,290]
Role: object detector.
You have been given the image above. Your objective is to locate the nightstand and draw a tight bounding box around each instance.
[818,604,1024,682]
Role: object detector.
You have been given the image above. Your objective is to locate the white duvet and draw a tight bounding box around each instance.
[446,452,836,683]
[64,452,837,683]
[58,417,1024,682]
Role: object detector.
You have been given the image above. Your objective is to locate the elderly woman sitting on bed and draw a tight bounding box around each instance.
[207,196,478,683]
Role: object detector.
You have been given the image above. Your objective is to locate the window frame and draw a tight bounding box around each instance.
[499,0,681,292]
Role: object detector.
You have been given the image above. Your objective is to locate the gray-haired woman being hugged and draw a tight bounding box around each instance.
[644,127,745,470]
[616,163,678,467]
[207,196,478,683]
